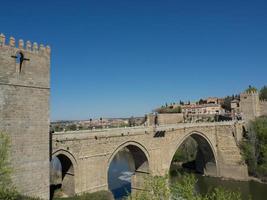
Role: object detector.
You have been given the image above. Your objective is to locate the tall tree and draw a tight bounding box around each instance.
[199,99,206,105]
[128,116,135,127]
[221,96,232,112]
[260,86,267,101]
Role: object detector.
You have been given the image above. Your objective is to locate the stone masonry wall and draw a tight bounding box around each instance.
[240,92,267,122]
[260,101,267,116]
[146,113,184,126]
[240,92,261,121]
[0,34,50,199]
[157,113,184,125]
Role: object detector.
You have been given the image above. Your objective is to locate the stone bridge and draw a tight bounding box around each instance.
[51,121,248,196]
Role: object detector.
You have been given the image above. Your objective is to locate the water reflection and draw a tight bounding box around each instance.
[50,156,62,185]
[108,149,135,200]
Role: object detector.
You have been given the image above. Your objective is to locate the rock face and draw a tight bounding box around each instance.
[0,34,50,199]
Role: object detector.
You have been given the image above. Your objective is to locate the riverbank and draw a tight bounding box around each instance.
[53,190,114,200]
[248,176,267,184]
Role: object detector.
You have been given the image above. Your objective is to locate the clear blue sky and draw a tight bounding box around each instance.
[1,0,267,120]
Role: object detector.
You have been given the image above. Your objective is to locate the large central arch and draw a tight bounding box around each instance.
[107,141,150,198]
[169,131,218,177]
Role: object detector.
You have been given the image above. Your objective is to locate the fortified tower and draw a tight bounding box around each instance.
[240,91,261,122]
[0,34,50,199]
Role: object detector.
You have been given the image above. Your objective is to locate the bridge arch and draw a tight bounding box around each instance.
[169,131,218,176]
[51,149,78,197]
[107,141,150,198]
[108,141,150,170]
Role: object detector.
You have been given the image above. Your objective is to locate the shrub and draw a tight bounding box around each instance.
[125,174,241,200]
[0,132,12,187]
[125,175,170,200]
[205,187,241,200]
[240,116,267,180]
[0,187,18,200]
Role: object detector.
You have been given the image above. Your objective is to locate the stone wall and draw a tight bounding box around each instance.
[240,92,267,121]
[260,100,267,116]
[240,92,261,121]
[146,113,183,126]
[0,34,50,199]
[157,113,184,125]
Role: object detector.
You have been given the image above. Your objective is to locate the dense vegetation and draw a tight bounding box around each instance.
[0,132,42,200]
[245,85,258,93]
[260,86,267,101]
[156,105,182,114]
[126,175,242,200]
[0,132,11,188]
[240,116,267,181]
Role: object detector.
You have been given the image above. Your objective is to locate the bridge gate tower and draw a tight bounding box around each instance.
[0,34,50,199]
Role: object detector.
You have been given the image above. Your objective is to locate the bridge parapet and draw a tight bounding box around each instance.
[52,121,245,141]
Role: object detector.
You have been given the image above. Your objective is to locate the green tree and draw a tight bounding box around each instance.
[171,174,201,200]
[0,132,20,200]
[240,140,257,175]
[245,85,258,93]
[126,174,241,200]
[241,116,267,180]
[0,132,11,187]
[221,96,232,112]
[260,86,267,101]
[0,133,41,200]
[199,99,206,105]
[155,106,182,114]
[205,187,242,200]
[68,124,77,131]
[126,175,171,200]
[54,125,63,132]
[128,116,135,127]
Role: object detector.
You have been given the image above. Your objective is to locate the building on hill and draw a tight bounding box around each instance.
[181,103,225,115]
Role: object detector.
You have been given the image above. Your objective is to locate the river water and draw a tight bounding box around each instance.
[108,150,267,200]
[190,174,267,200]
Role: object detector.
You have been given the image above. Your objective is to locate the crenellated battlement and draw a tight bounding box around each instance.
[0,33,50,89]
[0,33,50,54]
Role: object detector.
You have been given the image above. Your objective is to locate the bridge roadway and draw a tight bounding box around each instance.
[51,121,248,196]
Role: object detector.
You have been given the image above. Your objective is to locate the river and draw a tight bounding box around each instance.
[108,150,267,200]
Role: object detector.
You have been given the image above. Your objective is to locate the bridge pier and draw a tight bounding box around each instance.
[131,170,150,193]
